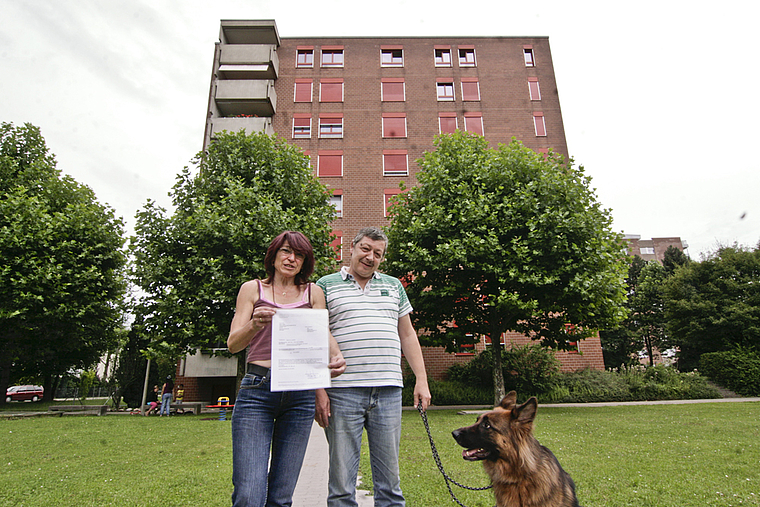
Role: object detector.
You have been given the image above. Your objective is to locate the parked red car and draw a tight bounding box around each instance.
[5,385,44,402]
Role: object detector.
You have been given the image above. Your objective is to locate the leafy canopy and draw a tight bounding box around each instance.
[384,132,628,351]
[0,122,127,399]
[130,130,337,354]
[664,243,760,371]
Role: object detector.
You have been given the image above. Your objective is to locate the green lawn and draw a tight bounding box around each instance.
[367,402,760,507]
[1,401,759,506]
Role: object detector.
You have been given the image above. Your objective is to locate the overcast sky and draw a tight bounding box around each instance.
[2,0,758,259]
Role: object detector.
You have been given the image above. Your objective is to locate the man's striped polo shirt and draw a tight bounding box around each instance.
[317,266,412,388]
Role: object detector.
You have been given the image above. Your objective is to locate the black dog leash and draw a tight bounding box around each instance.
[417,404,492,507]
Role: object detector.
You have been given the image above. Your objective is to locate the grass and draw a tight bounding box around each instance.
[360,402,760,507]
[1,401,759,506]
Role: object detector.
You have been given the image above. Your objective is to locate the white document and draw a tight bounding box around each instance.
[270,308,331,392]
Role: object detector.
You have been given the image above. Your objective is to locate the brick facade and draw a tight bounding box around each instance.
[408,331,604,381]
[192,22,605,403]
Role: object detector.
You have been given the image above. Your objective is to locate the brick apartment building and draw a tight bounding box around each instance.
[180,19,605,402]
[623,235,689,263]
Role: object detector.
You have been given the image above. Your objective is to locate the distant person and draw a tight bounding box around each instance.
[227,231,346,507]
[145,385,159,416]
[174,383,185,414]
[316,226,431,506]
[159,376,173,416]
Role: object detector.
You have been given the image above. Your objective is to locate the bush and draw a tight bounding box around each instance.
[544,368,632,403]
[403,377,492,407]
[446,344,560,398]
[700,347,760,396]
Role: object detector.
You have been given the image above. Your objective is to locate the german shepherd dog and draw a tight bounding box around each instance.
[452,391,580,507]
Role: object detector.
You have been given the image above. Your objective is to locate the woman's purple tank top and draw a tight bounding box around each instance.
[246,280,313,363]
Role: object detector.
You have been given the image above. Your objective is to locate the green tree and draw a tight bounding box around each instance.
[129,131,336,366]
[600,255,645,368]
[384,132,628,403]
[0,123,127,404]
[631,261,668,366]
[664,243,760,371]
[662,244,690,275]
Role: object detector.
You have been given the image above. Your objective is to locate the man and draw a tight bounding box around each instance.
[316,227,431,507]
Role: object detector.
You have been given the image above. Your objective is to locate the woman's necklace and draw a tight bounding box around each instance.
[273,283,290,296]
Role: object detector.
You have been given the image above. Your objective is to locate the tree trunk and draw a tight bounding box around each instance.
[491,333,505,406]
[42,374,56,402]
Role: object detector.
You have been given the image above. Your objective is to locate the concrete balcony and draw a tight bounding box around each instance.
[214,79,277,117]
[210,116,274,138]
[218,44,279,79]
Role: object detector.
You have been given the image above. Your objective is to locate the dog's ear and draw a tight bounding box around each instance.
[513,397,537,424]
[499,391,518,410]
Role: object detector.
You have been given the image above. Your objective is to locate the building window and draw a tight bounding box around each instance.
[330,231,343,261]
[294,79,313,102]
[320,79,344,102]
[330,191,343,217]
[434,46,452,67]
[296,47,314,68]
[456,334,477,355]
[533,112,547,136]
[524,46,535,67]
[381,78,405,102]
[319,116,343,138]
[317,150,343,177]
[382,114,407,138]
[383,150,408,176]
[458,46,476,67]
[292,115,311,139]
[461,78,480,101]
[528,77,541,101]
[384,189,403,217]
[321,47,344,67]
[381,46,404,67]
[464,113,484,136]
[640,247,655,255]
[437,80,455,101]
[439,113,457,134]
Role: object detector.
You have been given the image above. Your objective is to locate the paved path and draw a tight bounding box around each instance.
[293,421,373,507]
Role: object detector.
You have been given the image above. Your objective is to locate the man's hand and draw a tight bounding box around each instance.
[315,388,331,428]
[414,380,432,412]
[328,352,346,378]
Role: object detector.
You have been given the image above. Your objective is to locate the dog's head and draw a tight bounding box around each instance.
[451,391,537,462]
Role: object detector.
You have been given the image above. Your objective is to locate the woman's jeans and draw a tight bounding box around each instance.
[159,393,172,415]
[325,386,404,507]
[231,371,315,507]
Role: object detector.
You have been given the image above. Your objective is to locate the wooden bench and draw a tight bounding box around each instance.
[49,405,108,416]
[171,402,203,415]
[143,402,204,415]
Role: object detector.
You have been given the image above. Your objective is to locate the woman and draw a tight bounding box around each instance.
[145,385,159,416]
[227,231,346,507]
[159,376,173,416]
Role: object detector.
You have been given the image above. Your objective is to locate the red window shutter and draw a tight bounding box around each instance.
[318,151,343,177]
[439,114,457,134]
[383,150,408,175]
[382,114,406,138]
[381,80,405,101]
[294,80,312,102]
[461,80,480,101]
[533,112,546,136]
[320,80,343,102]
[528,77,541,100]
[464,113,483,135]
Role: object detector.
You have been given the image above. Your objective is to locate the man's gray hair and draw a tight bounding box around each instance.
[352,227,388,250]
